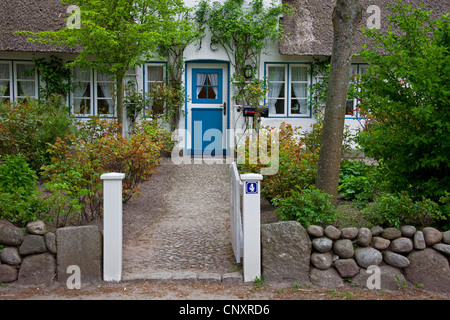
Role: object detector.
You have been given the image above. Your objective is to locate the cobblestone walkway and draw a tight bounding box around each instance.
[122,158,240,282]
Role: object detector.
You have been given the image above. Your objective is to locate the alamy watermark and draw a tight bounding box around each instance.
[66,5,81,29]
[170,125,279,176]
[66,265,81,289]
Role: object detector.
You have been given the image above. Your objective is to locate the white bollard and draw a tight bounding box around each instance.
[100,172,125,282]
[240,173,263,282]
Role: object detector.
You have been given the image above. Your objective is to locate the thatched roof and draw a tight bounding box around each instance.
[279,0,450,56]
[0,0,77,53]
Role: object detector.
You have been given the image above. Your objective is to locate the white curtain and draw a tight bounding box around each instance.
[16,64,35,98]
[268,67,285,114]
[196,73,207,99]
[291,84,307,114]
[0,64,9,97]
[291,67,308,114]
[73,67,91,114]
[208,73,218,99]
[97,72,114,114]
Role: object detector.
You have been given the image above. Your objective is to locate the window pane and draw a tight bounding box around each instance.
[291,99,308,114]
[17,81,36,97]
[98,99,114,115]
[16,64,34,80]
[268,66,285,81]
[97,72,114,82]
[346,100,354,116]
[269,83,285,98]
[148,66,164,82]
[73,98,91,115]
[73,67,90,81]
[0,82,10,98]
[292,67,307,82]
[291,83,307,98]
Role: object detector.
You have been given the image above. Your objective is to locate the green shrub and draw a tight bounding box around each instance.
[0,99,77,172]
[272,186,336,227]
[361,192,447,228]
[237,123,320,201]
[42,118,162,226]
[338,160,380,203]
[0,154,46,226]
[357,2,450,200]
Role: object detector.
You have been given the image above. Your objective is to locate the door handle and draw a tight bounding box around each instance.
[223,102,226,116]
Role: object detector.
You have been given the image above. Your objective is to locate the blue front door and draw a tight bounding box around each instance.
[187,64,228,156]
[192,108,223,155]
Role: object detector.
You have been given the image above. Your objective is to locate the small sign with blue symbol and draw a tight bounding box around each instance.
[245,182,258,194]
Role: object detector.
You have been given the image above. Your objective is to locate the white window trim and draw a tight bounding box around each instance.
[144,62,167,118]
[289,64,311,118]
[0,61,12,102]
[71,68,119,118]
[266,64,287,117]
[14,61,38,101]
[71,67,94,117]
[95,70,116,118]
[346,63,369,119]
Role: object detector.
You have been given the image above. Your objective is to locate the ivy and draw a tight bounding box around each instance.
[196,0,293,105]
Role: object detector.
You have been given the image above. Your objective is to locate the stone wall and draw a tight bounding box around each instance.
[261,221,450,293]
[0,219,102,285]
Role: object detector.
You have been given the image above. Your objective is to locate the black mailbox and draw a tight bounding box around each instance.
[243,106,269,118]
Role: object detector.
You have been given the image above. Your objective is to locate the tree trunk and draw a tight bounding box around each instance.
[117,73,125,136]
[315,0,363,203]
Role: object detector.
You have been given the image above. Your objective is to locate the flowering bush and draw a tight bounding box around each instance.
[42,118,162,226]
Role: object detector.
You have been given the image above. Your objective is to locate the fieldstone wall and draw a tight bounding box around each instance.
[261,221,450,293]
[0,219,103,285]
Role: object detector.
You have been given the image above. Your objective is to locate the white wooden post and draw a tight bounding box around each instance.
[240,173,263,282]
[100,172,125,282]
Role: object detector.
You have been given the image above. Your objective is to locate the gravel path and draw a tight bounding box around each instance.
[122,157,239,281]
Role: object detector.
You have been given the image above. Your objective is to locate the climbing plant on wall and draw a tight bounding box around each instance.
[195,0,292,106]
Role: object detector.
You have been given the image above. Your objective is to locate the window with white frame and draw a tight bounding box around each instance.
[71,67,117,117]
[0,62,11,103]
[72,67,92,116]
[146,64,165,115]
[346,64,369,118]
[15,63,37,102]
[266,63,311,117]
[96,71,115,116]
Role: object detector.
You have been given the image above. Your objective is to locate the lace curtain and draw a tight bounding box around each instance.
[208,73,218,99]
[97,72,114,114]
[268,67,285,114]
[16,64,35,98]
[0,64,9,97]
[72,67,91,114]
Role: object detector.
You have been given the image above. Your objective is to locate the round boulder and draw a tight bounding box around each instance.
[356,228,372,247]
[324,225,341,240]
[340,227,359,240]
[312,237,333,253]
[422,227,442,246]
[381,227,402,240]
[333,239,354,259]
[311,252,333,270]
[390,237,414,253]
[383,251,410,268]
[306,225,324,238]
[400,225,416,238]
[354,247,382,268]
[405,248,450,293]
